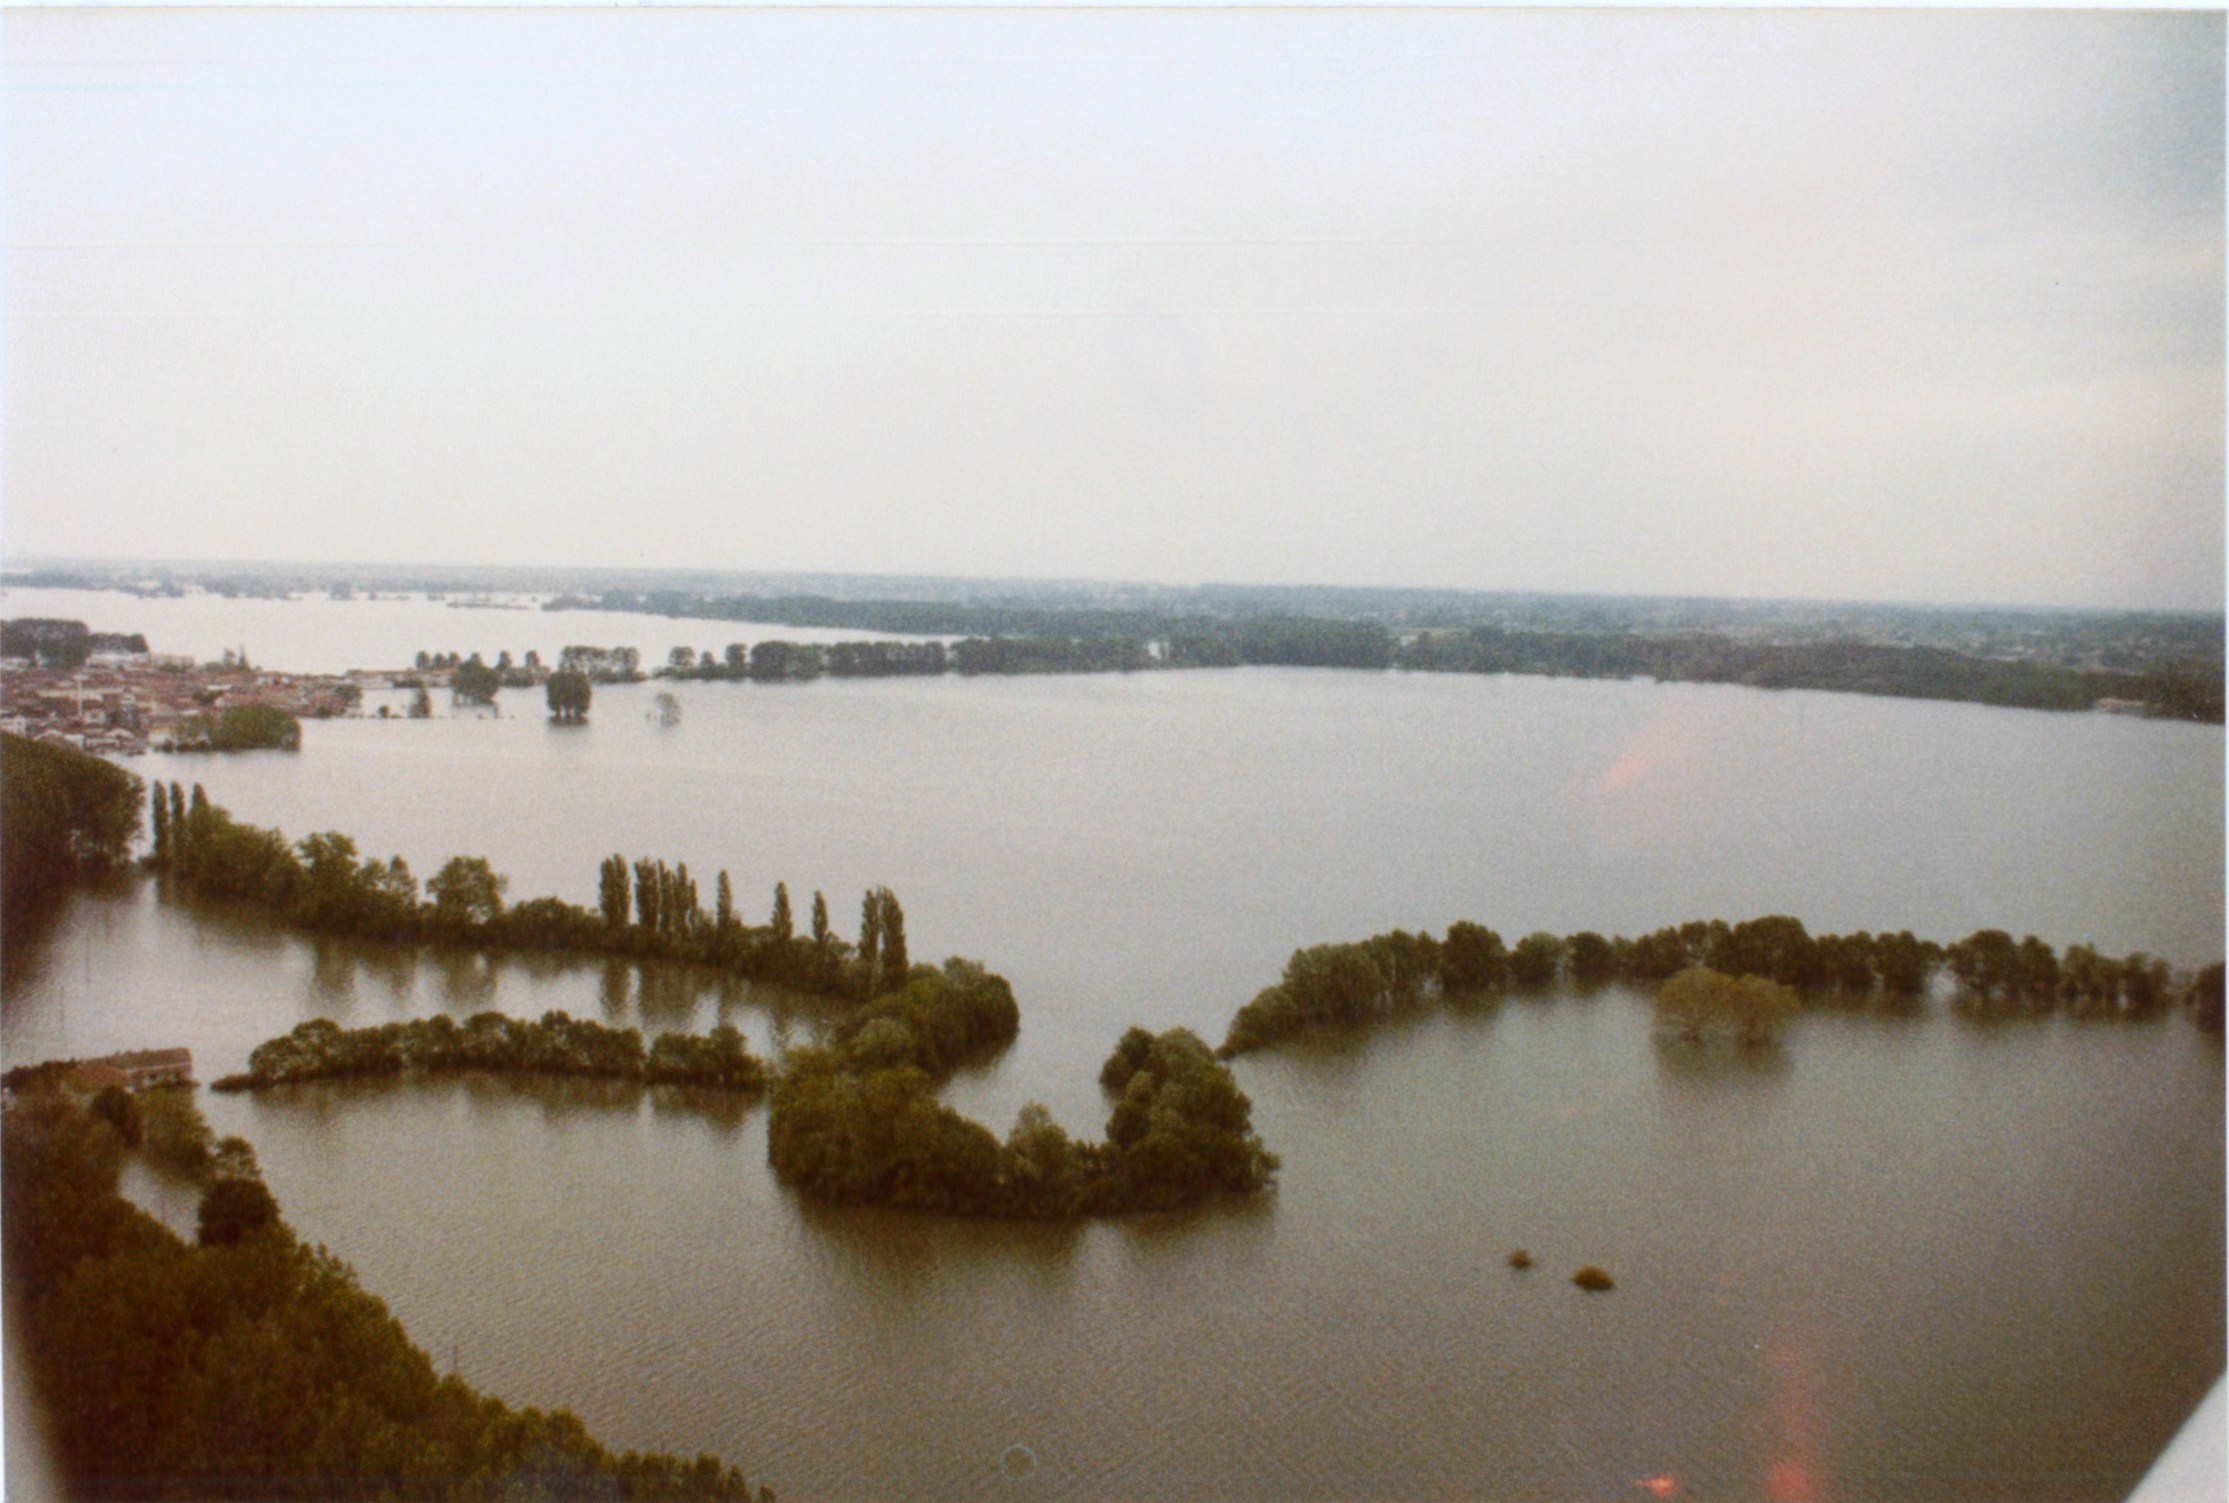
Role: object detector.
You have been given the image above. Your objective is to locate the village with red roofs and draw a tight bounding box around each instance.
[0,618,373,756]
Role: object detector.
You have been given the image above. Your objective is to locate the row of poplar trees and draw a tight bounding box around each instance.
[595,853,910,999]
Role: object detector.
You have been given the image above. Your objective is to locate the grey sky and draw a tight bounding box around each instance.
[4,8,2221,609]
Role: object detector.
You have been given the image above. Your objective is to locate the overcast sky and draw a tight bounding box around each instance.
[3,8,2221,609]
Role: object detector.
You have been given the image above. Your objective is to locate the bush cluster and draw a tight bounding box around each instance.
[168,704,304,752]
[1221,914,2220,1055]
[768,1017,1276,1220]
[215,1013,768,1096]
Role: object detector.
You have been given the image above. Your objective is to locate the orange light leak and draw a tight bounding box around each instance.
[1596,710,1690,795]
[1764,1332,1827,1503]
[1768,1460,1819,1503]
[1637,1475,1680,1498]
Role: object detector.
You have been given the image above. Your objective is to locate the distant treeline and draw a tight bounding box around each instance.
[1,617,150,669]
[557,645,641,682]
[1401,627,2224,722]
[548,590,1185,641]
[542,592,2222,719]
[3,1082,768,1500]
[213,1013,769,1095]
[16,561,2217,657]
[147,781,911,1001]
[659,640,950,682]
[1,732,142,918]
[1221,914,2225,1055]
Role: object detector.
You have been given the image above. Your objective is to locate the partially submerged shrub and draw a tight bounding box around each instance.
[1657,967,1799,1044]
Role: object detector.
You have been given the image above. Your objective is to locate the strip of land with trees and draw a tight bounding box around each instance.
[1219,914,2224,1057]
[2,1081,770,1501]
[212,1013,769,1095]
[538,585,2223,722]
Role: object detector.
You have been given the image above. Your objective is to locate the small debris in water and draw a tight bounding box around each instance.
[1573,1265,1615,1292]
[1507,1248,1534,1270]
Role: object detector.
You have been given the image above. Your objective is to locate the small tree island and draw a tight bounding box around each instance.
[165,703,303,753]
[1656,967,1800,1045]
[451,653,501,705]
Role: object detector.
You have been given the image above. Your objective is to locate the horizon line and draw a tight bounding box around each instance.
[3,553,2222,621]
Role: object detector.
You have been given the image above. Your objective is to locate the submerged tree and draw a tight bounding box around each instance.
[1507,932,1565,990]
[1565,931,1617,986]
[546,669,592,723]
[1946,929,2023,1007]
[1657,967,1799,1045]
[1438,921,1508,992]
[2189,962,2225,1032]
[451,655,500,706]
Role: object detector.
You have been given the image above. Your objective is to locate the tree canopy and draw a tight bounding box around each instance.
[546,669,592,722]
[171,704,302,753]
[451,655,501,705]
[0,732,142,918]
[218,1012,769,1097]
[1656,967,1801,1045]
[427,856,507,930]
[768,991,1275,1220]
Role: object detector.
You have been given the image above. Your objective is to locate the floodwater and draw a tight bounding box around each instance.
[2,592,2220,1501]
[0,584,940,675]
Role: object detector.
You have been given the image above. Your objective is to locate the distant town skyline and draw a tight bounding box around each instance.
[4,8,2222,611]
